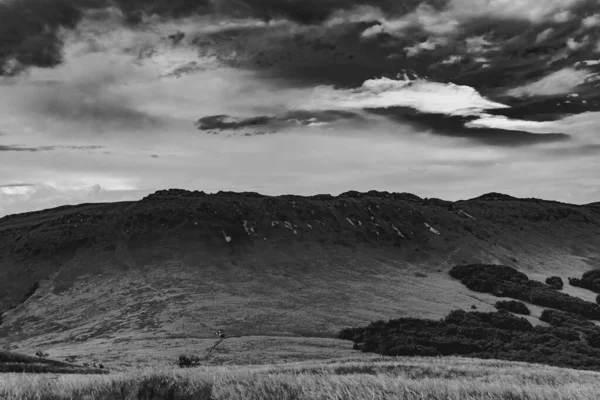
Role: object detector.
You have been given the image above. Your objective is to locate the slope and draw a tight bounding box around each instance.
[1,190,599,366]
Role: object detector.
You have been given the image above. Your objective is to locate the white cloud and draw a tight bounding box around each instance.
[535,29,553,43]
[567,36,589,51]
[583,14,600,28]
[441,55,463,64]
[465,36,495,53]
[404,37,448,57]
[466,115,556,131]
[307,77,509,116]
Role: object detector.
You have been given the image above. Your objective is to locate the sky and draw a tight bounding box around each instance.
[1,0,600,216]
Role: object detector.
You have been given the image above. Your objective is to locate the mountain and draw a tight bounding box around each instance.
[1,189,600,366]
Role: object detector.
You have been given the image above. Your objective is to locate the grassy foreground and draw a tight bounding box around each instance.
[3,356,600,400]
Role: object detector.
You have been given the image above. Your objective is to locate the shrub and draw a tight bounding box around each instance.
[495,300,530,315]
[35,350,48,359]
[568,270,600,293]
[450,264,600,320]
[546,276,564,290]
[178,354,201,368]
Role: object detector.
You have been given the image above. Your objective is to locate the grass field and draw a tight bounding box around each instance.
[3,356,600,399]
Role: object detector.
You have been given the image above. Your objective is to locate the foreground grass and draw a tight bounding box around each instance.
[4,356,600,399]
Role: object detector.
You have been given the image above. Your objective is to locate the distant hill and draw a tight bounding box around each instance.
[1,190,600,365]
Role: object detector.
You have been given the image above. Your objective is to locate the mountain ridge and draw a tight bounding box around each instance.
[2,189,596,223]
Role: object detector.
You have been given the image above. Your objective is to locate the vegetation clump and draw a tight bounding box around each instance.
[546,276,564,290]
[450,264,600,319]
[340,308,600,371]
[178,354,201,368]
[35,350,49,359]
[495,300,530,315]
[568,270,600,293]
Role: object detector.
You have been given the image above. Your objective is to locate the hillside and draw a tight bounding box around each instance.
[1,190,600,366]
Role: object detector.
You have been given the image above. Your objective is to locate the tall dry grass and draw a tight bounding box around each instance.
[3,356,600,399]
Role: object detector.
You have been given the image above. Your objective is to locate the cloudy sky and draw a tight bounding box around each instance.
[1,0,600,216]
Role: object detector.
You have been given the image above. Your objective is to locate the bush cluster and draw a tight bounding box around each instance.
[546,276,564,290]
[450,264,600,319]
[340,309,600,371]
[495,300,530,315]
[178,354,201,368]
[569,270,600,293]
[35,350,48,359]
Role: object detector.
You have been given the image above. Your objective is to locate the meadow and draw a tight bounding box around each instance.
[3,356,600,400]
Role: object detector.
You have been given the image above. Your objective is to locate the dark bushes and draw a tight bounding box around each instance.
[569,270,600,293]
[495,300,530,315]
[340,309,600,372]
[178,354,201,368]
[35,350,48,359]
[546,276,564,290]
[450,264,600,320]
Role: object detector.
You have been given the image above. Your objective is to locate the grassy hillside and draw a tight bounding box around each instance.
[1,190,600,366]
[3,356,600,399]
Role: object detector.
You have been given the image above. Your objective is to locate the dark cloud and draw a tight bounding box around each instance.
[193,0,600,116]
[113,0,212,24]
[196,115,274,131]
[0,0,449,74]
[195,110,363,136]
[483,95,600,122]
[0,145,103,152]
[0,0,211,73]
[214,0,447,24]
[0,0,105,74]
[365,107,570,146]
[3,0,600,132]
[0,183,35,188]
[0,145,54,152]
[203,21,412,88]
